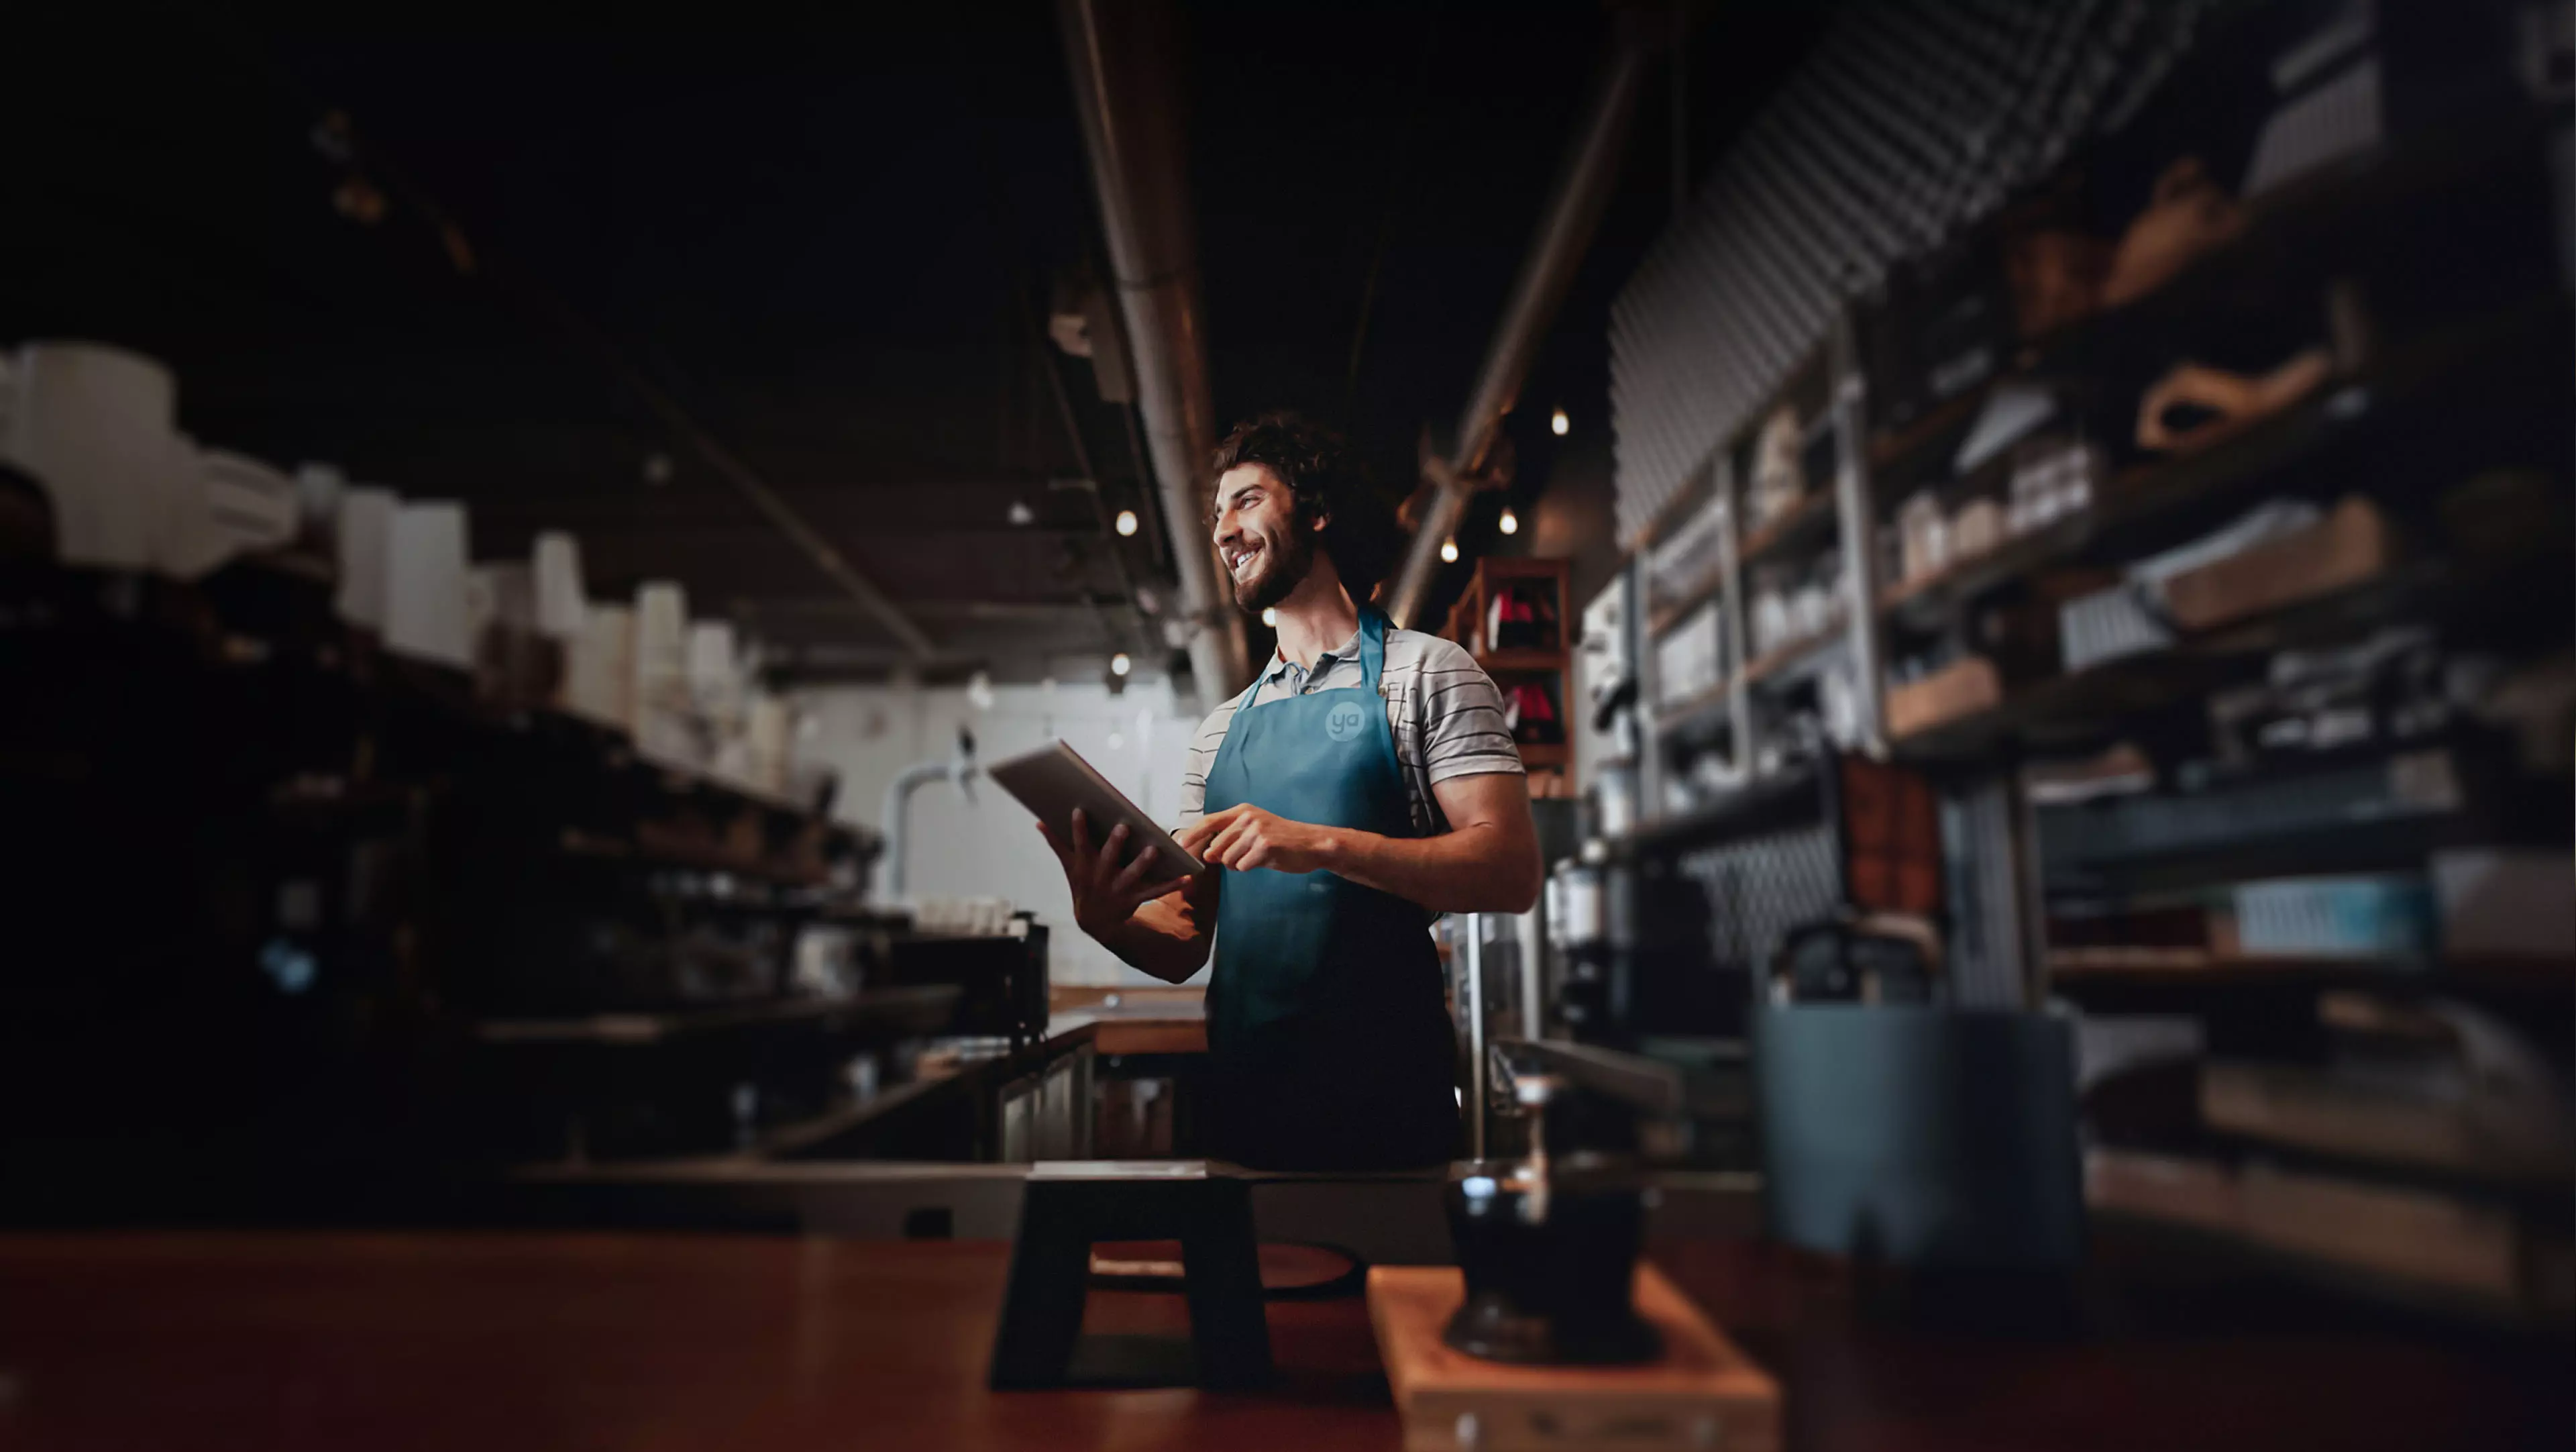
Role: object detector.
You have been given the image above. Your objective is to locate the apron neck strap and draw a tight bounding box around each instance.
[1356,605,1389,694]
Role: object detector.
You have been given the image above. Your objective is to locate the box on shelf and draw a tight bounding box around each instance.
[2233,874,2435,957]
[2059,584,2176,672]
[2090,1149,2572,1313]
[1884,655,2002,738]
[2163,496,2393,631]
[2202,1060,2571,1181]
[2239,1161,2531,1304]
[2086,1147,2240,1235]
[2432,849,2576,960]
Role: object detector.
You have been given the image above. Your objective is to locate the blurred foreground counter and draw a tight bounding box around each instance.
[0,1226,2564,1451]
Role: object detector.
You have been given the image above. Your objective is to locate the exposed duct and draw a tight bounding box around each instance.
[1056,0,1253,700]
[1385,15,1658,629]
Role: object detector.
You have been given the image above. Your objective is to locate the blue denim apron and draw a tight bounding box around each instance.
[1201,607,1460,1170]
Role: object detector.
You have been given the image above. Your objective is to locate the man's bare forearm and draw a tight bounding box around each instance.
[1318,822,1540,914]
[1097,894,1212,984]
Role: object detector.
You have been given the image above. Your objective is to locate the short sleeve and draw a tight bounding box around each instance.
[1409,635,1525,786]
[1173,701,1237,826]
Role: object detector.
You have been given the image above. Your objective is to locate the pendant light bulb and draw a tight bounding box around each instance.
[1114,509,1139,537]
[1110,652,1132,678]
[1550,407,1570,437]
[1260,607,1278,627]
[1440,535,1459,564]
[1498,507,1519,536]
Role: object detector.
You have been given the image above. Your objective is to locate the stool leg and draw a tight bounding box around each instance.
[1180,1180,1272,1389]
[987,1186,1091,1390]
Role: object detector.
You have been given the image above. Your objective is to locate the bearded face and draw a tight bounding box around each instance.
[1213,464,1321,612]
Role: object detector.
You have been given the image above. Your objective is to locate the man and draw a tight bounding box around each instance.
[1041,411,1540,1170]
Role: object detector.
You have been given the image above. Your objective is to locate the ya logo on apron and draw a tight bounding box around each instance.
[1323,700,1368,742]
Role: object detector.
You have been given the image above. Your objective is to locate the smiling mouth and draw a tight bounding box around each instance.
[1224,540,1263,577]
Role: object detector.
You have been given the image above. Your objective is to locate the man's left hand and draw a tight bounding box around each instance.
[1175,804,1338,875]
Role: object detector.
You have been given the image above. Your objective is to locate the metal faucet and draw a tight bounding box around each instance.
[879,725,977,899]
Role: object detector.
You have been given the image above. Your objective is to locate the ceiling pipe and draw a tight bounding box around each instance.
[1385,13,1658,629]
[1056,0,1253,700]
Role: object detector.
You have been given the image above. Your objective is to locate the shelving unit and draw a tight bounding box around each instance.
[1440,556,1574,791]
[1627,325,1885,827]
[0,554,904,1189]
[1594,38,2573,1319]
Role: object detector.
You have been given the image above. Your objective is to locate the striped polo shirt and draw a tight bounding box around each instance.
[1177,624,1524,837]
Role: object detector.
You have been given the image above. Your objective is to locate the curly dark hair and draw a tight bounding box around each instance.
[1208,411,1401,600]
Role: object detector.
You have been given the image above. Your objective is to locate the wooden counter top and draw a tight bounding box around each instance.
[0,1233,1392,1452]
[0,1232,2560,1450]
[1048,989,1208,1056]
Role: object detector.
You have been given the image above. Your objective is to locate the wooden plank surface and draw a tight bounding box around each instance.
[1371,1264,1779,1451]
[0,1233,1397,1452]
[0,1233,2562,1451]
[1092,1020,1209,1055]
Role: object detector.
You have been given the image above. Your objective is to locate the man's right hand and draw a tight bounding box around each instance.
[1038,808,1196,943]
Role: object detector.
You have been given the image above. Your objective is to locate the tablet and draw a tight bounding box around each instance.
[987,740,1207,876]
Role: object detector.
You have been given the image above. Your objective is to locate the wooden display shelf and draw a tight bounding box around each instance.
[2045,951,2576,1023]
[1865,103,2555,486]
[1444,558,1575,790]
[1884,547,2547,761]
[1440,557,1570,658]
[1876,297,2557,625]
[2200,1059,2573,1188]
[2086,1155,2567,1320]
[2049,948,2424,980]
